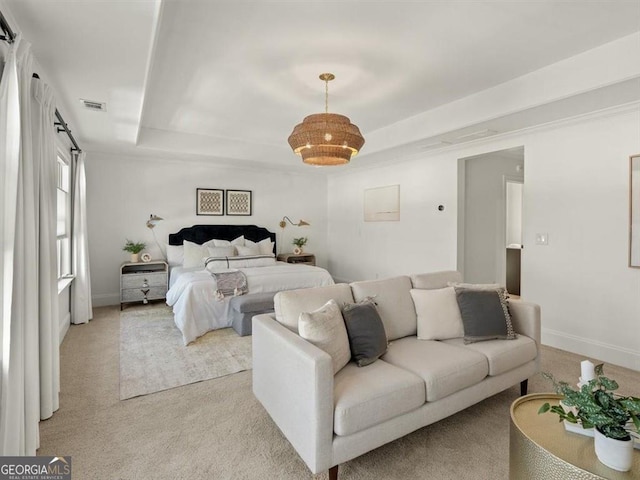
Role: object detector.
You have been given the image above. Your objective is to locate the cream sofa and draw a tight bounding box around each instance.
[252,271,540,479]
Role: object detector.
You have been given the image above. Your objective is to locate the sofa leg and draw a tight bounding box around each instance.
[520,379,528,396]
[329,465,339,480]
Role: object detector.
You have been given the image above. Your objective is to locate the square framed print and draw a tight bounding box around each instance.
[226,190,252,216]
[196,188,224,216]
[364,184,400,222]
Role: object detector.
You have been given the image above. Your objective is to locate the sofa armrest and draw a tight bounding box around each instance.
[508,299,541,347]
[252,313,334,473]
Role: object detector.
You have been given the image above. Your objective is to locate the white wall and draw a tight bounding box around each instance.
[327,107,640,370]
[86,152,328,306]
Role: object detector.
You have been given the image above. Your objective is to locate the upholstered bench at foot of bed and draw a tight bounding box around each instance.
[230,292,276,336]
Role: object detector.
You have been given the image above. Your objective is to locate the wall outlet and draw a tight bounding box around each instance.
[535,233,549,245]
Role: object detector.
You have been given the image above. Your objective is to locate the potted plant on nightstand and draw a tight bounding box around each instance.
[538,364,640,472]
[292,237,308,255]
[123,239,146,263]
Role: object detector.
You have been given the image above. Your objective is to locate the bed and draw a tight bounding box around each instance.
[165,224,334,344]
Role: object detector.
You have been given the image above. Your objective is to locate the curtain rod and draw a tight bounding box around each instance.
[0,10,15,43]
[32,74,81,153]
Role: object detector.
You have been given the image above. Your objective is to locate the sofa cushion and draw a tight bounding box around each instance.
[441,336,538,376]
[341,299,388,367]
[274,284,354,333]
[410,270,462,289]
[299,299,351,374]
[410,287,464,340]
[454,288,517,343]
[350,276,416,341]
[333,360,425,436]
[382,337,488,402]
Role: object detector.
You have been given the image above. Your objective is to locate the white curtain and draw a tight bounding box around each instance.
[71,150,92,324]
[33,77,60,420]
[0,34,60,455]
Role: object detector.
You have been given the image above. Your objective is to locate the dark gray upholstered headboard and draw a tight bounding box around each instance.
[168,224,276,252]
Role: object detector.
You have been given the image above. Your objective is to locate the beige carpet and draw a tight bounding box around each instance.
[119,304,251,400]
[39,305,640,480]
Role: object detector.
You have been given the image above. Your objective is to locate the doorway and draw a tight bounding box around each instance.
[457,147,524,292]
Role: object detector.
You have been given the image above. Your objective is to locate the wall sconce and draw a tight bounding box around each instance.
[279,216,310,228]
[146,214,163,229]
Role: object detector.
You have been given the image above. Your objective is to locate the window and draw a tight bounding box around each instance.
[57,152,71,279]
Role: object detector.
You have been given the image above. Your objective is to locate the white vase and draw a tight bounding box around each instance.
[594,427,633,472]
[130,253,140,263]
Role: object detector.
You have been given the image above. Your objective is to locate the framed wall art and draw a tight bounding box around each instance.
[226,189,252,216]
[630,154,640,268]
[364,184,400,222]
[196,188,224,216]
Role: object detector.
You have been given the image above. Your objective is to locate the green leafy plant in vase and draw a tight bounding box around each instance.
[123,239,146,263]
[538,364,640,471]
[292,237,308,255]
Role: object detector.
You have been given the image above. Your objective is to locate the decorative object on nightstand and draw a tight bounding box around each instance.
[292,237,308,254]
[122,239,146,263]
[120,261,168,310]
[141,253,152,263]
[277,253,316,266]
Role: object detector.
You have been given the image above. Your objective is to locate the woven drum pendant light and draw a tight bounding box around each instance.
[288,73,365,166]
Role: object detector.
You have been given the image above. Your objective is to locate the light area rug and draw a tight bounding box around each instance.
[119,304,251,400]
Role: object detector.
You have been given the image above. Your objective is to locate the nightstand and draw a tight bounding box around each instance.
[120,261,168,310]
[277,253,316,266]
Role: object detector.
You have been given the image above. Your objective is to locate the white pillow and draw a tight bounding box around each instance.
[245,237,274,256]
[410,287,464,340]
[208,236,245,247]
[207,245,236,257]
[183,240,209,268]
[166,244,184,267]
[236,244,260,256]
[298,299,351,374]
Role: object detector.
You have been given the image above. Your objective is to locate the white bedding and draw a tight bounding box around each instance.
[166,262,334,344]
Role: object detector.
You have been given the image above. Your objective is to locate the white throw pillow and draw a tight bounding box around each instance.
[165,244,184,267]
[245,237,274,256]
[298,299,351,374]
[208,236,245,247]
[410,287,464,340]
[206,245,236,258]
[236,244,260,256]
[183,240,209,268]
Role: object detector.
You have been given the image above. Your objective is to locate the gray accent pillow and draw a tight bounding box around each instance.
[454,288,517,344]
[341,299,388,367]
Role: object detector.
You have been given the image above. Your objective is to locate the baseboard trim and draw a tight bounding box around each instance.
[59,312,70,344]
[542,328,639,372]
[92,293,120,307]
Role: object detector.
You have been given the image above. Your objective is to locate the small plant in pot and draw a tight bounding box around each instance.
[292,237,308,255]
[123,239,146,263]
[539,364,640,471]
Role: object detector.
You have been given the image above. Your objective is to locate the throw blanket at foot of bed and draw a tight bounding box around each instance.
[211,271,248,299]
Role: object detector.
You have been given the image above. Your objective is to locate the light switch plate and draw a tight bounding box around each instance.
[535,233,549,245]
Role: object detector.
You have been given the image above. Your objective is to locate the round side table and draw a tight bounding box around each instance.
[510,393,639,479]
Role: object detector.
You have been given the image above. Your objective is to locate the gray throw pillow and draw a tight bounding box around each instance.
[454,288,517,344]
[341,300,388,367]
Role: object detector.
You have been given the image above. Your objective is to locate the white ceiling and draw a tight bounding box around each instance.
[3,0,640,172]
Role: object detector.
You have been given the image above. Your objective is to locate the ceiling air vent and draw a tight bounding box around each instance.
[79,98,107,112]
